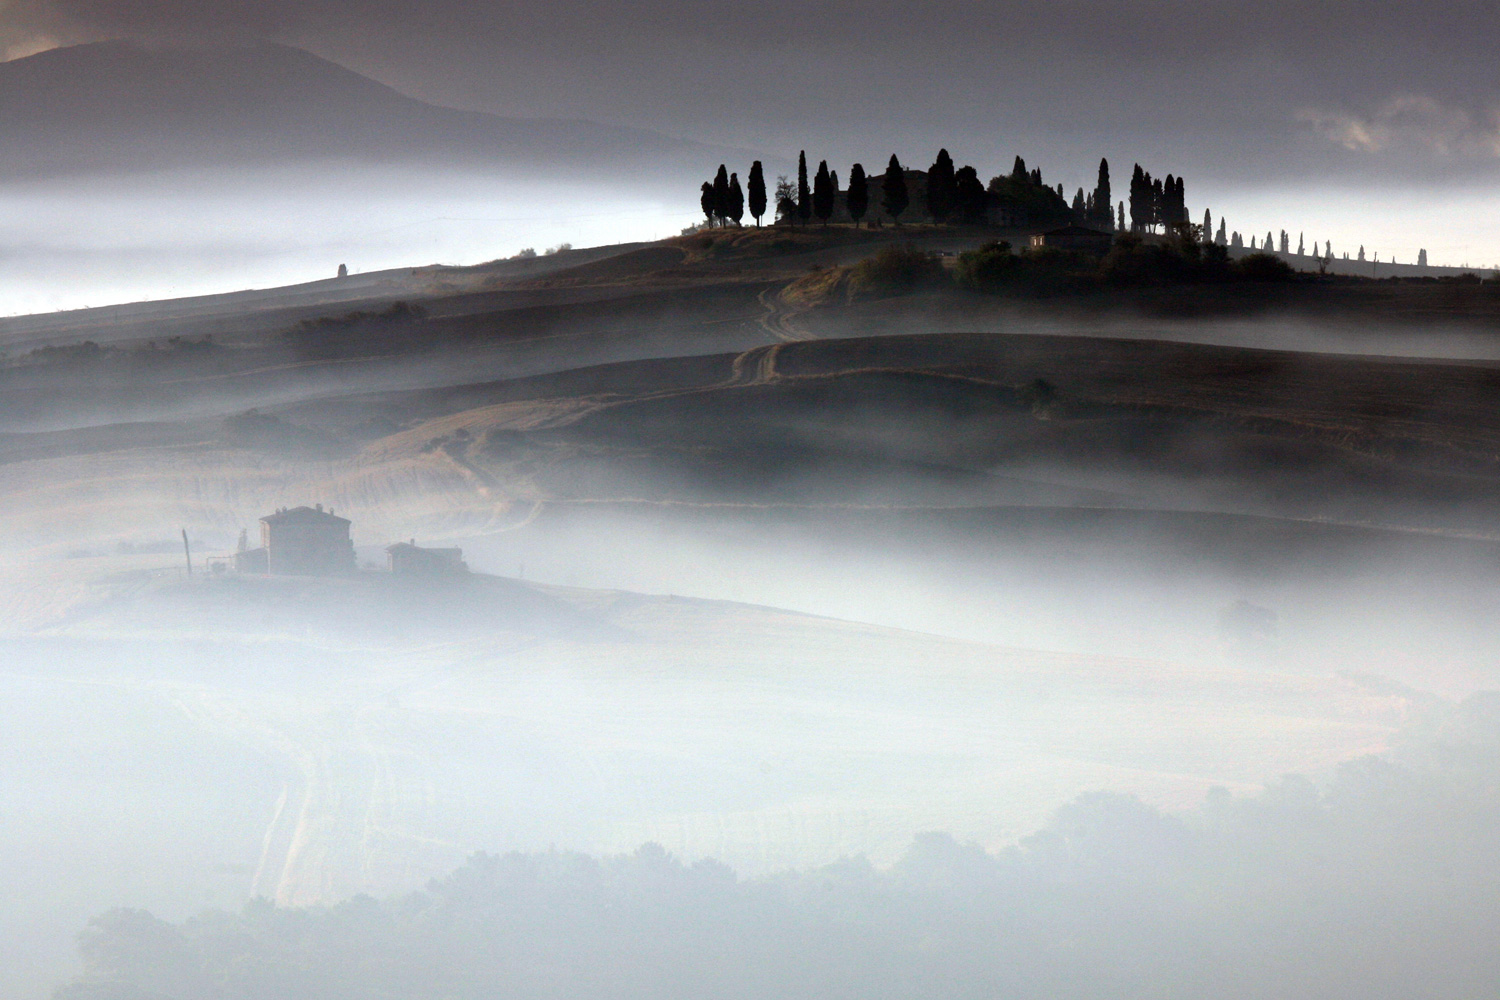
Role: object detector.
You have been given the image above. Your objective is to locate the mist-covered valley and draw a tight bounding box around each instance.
[6,225,1500,999]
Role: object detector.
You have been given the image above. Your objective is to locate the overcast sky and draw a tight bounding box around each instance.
[3,0,1498,265]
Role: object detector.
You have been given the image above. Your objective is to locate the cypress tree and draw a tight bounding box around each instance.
[1117,201,1125,232]
[847,163,869,227]
[1267,232,1276,253]
[1216,219,1227,245]
[1151,176,1164,230]
[927,149,956,223]
[713,165,730,227]
[728,172,745,226]
[747,161,767,227]
[1203,209,1212,241]
[1012,156,1027,180]
[1072,188,1085,217]
[700,182,715,226]
[813,160,834,225]
[882,155,909,224]
[797,151,811,225]
[1093,159,1111,227]
[1129,165,1146,231]
[1297,233,1305,256]
[1030,168,1042,187]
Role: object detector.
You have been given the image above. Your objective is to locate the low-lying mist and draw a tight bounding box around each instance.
[7,230,1500,999]
[52,691,1500,1000]
[0,166,695,315]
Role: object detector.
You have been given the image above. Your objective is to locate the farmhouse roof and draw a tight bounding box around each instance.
[260,504,350,526]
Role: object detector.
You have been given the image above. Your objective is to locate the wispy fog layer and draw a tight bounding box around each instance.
[0,168,695,314]
[51,692,1500,1000]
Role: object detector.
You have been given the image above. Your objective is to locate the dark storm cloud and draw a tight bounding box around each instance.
[11,0,1500,184]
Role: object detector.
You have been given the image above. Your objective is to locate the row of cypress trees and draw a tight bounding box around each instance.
[699,162,767,227]
[1128,166,1188,232]
[702,153,915,227]
[699,151,1186,233]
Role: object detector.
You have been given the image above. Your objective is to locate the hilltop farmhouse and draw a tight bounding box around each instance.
[235,504,355,576]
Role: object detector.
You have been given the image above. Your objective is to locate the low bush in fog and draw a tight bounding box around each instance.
[847,243,946,296]
[56,694,1500,1000]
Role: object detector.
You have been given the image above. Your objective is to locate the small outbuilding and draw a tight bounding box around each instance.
[387,541,468,577]
[1029,225,1115,254]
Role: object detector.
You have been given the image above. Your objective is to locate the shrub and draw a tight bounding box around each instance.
[1235,252,1295,282]
[848,243,945,297]
[955,241,1094,296]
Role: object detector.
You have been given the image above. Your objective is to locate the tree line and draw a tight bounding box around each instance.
[697,150,1193,235]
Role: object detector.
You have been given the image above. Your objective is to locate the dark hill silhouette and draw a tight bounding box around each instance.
[0,40,732,180]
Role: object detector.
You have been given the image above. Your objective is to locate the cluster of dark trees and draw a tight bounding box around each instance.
[54,692,1500,1000]
[764,152,914,227]
[699,162,766,227]
[1128,165,1188,233]
[700,149,1128,229]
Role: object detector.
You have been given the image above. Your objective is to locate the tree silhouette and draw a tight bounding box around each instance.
[1072,188,1085,218]
[773,175,796,222]
[955,165,986,223]
[1296,233,1305,256]
[713,165,730,227]
[700,182,716,226]
[1216,219,1227,246]
[1203,209,1212,242]
[813,160,834,225]
[1093,159,1111,227]
[728,172,745,226]
[1129,165,1146,231]
[1117,201,1125,232]
[797,151,811,226]
[927,149,956,223]
[846,164,869,227]
[882,155,909,224]
[1012,156,1027,180]
[747,161,767,226]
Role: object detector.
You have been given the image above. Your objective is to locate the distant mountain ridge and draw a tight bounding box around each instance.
[0,41,731,180]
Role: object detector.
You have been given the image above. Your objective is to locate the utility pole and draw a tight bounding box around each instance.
[182,528,193,577]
